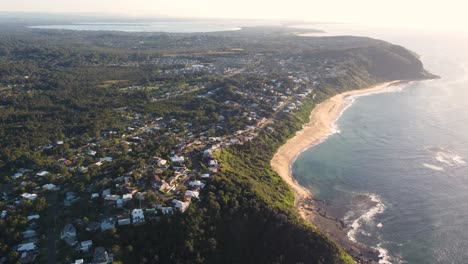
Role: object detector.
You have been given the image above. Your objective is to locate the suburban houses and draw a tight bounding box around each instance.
[0,27,354,263]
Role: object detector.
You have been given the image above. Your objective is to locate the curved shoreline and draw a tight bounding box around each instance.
[270,81,400,258]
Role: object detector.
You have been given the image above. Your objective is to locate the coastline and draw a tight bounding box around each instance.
[271,81,401,261]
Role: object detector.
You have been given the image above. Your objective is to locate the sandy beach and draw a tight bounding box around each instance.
[271,81,400,260]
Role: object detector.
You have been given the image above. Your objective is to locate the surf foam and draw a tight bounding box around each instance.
[376,243,393,264]
[435,150,466,166]
[345,193,385,242]
[422,163,445,171]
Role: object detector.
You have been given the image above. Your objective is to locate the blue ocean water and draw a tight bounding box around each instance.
[293,26,468,263]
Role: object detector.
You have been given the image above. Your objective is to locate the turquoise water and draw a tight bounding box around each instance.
[294,26,468,263]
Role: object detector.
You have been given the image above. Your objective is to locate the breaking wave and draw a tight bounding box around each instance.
[422,163,445,171]
[345,193,386,242]
[424,147,467,171]
[344,193,396,263]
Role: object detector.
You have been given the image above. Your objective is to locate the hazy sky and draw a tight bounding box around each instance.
[1,0,467,31]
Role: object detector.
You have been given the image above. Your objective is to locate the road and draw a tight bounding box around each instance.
[46,191,58,264]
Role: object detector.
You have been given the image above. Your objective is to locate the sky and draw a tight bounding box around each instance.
[1,0,467,31]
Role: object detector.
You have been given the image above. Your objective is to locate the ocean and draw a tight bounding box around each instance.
[293,25,468,263]
[29,21,240,32]
[28,20,280,33]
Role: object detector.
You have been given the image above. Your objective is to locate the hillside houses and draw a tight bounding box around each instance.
[0,47,334,263]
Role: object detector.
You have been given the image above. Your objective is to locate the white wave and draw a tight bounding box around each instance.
[428,147,466,168]
[331,123,341,135]
[422,163,445,171]
[376,243,393,264]
[345,194,394,263]
[453,155,467,165]
[346,193,385,242]
[331,97,354,135]
[435,153,450,164]
[435,151,466,166]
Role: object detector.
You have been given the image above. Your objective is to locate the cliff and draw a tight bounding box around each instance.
[349,44,437,80]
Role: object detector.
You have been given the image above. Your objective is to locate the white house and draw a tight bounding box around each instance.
[188,180,205,189]
[229,138,240,144]
[17,242,37,252]
[27,214,40,221]
[42,183,57,190]
[172,199,190,213]
[91,193,99,199]
[36,171,50,177]
[21,193,38,201]
[131,209,145,225]
[156,158,167,167]
[122,193,132,202]
[170,155,185,164]
[12,172,23,179]
[104,195,120,201]
[208,159,218,166]
[185,190,199,199]
[80,240,93,252]
[117,215,131,226]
